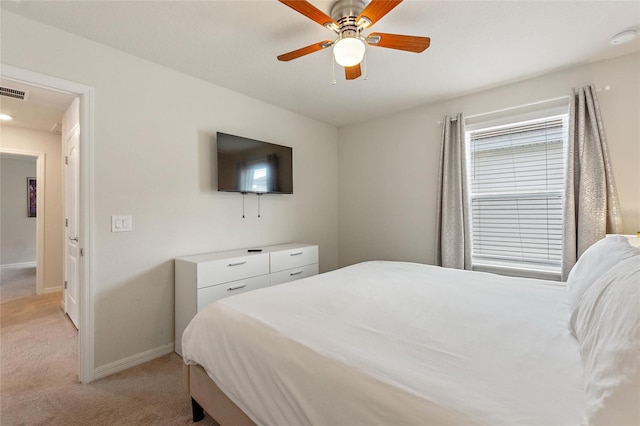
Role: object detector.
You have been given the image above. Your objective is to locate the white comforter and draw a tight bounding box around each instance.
[183,261,585,425]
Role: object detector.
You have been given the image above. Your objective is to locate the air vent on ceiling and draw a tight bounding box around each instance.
[0,86,29,101]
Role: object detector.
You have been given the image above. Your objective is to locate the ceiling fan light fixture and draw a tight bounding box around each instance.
[333,37,365,67]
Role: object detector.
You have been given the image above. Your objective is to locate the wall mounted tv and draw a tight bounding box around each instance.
[217,132,293,194]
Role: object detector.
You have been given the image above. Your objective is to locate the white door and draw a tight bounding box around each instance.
[64,98,80,328]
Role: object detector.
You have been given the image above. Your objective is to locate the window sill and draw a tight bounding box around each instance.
[472,261,562,282]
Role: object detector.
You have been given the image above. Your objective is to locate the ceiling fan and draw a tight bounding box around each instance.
[277,0,431,80]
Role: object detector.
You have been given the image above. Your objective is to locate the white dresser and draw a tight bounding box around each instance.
[175,243,318,355]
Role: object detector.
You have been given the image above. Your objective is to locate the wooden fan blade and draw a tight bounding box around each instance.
[366,32,431,53]
[357,0,403,28]
[277,40,333,61]
[345,64,362,80]
[279,0,339,29]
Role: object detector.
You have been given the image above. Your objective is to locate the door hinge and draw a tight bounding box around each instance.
[65,156,69,165]
[64,281,68,290]
[65,218,69,227]
[80,248,85,257]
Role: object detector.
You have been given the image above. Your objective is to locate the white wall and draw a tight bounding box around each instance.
[0,155,37,265]
[339,52,640,267]
[0,127,63,291]
[1,12,339,369]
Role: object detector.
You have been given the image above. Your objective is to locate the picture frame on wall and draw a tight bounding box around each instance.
[28,177,37,218]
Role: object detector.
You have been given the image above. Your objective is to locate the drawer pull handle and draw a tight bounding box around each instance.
[227,283,247,291]
[227,261,247,267]
[290,252,303,256]
[289,270,303,276]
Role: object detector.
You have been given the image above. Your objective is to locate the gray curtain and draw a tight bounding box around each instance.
[561,85,622,280]
[436,113,471,269]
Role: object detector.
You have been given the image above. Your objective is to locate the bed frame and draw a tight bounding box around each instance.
[183,363,256,425]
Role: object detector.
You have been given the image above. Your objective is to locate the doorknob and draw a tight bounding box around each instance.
[69,236,79,242]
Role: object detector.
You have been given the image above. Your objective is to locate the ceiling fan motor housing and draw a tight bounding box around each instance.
[331,0,365,39]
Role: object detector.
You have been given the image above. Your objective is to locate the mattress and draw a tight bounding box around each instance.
[182,261,585,425]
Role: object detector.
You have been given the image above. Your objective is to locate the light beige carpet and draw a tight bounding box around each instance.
[0,292,219,425]
[0,267,37,303]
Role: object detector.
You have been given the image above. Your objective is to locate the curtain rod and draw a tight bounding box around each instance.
[442,85,610,123]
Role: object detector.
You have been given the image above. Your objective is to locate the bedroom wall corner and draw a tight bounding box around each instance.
[338,108,441,267]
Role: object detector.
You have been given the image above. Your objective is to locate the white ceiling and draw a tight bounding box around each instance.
[1,0,639,128]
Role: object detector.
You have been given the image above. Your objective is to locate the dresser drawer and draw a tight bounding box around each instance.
[270,263,319,286]
[196,253,269,288]
[197,274,270,311]
[270,245,318,273]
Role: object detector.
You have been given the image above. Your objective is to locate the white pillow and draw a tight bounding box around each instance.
[567,235,639,311]
[570,256,640,425]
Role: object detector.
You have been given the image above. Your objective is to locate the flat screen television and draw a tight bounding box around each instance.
[216,132,293,194]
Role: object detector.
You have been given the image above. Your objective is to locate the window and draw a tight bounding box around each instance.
[249,166,268,192]
[466,113,568,277]
[240,162,269,192]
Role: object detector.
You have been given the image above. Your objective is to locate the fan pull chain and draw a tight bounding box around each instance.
[242,192,246,218]
[331,57,337,86]
[257,193,262,218]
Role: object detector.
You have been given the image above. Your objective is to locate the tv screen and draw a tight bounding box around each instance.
[217,132,293,194]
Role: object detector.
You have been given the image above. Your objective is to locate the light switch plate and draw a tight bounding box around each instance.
[111,215,132,232]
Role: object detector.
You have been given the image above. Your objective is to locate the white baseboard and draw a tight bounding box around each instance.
[93,342,175,380]
[1,261,37,270]
[44,286,63,294]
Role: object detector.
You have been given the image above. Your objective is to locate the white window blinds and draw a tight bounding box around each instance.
[466,115,567,272]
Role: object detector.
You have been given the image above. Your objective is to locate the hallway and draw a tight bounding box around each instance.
[0,266,36,303]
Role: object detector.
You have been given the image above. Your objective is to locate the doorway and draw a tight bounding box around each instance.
[0,64,95,383]
[0,149,46,294]
[0,153,38,301]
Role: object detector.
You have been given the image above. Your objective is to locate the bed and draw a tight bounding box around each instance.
[182,236,640,425]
